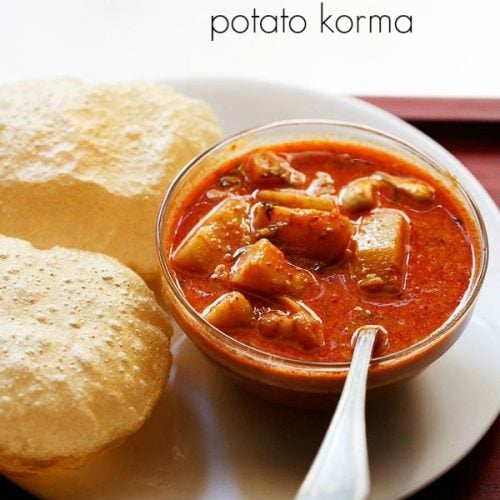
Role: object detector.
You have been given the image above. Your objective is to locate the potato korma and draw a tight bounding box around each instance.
[168,142,477,363]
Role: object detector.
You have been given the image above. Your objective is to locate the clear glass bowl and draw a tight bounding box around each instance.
[156,120,488,408]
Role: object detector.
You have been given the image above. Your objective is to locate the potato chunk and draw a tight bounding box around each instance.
[229,239,316,297]
[172,198,251,274]
[352,209,410,294]
[251,203,352,262]
[259,307,324,349]
[242,151,306,187]
[202,292,253,329]
[256,189,335,211]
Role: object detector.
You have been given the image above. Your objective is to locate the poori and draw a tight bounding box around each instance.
[0,79,221,281]
[0,235,172,475]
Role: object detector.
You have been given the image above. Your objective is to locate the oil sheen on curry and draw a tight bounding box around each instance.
[168,142,476,363]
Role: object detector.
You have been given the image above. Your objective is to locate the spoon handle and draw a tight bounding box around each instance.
[296,326,379,500]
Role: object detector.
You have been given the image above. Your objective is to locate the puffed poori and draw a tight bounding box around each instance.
[0,235,172,475]
[0,79,221,281]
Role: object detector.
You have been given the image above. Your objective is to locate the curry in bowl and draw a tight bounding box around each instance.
[157,121,487,405]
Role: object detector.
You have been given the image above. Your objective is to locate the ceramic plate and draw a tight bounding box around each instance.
[14,79,500,500]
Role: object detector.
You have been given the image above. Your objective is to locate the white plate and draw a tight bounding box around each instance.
[15,79,500,500]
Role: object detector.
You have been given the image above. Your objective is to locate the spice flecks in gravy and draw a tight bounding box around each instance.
[169,142,476,363]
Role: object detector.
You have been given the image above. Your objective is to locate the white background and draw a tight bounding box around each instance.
[0,0,499,96]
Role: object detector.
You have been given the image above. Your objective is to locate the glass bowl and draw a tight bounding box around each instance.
[156,120,488,408]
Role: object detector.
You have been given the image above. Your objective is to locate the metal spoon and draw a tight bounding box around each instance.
[296,325,384,500]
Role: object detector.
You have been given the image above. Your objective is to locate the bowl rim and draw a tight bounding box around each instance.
[156,119,489,373]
